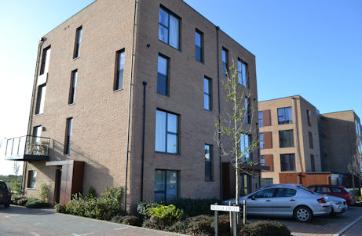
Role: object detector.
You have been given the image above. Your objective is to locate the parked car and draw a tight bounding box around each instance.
[225,184,332,222]
[308,185,354,206]
[324,195,348,215]
[0,181,11,208]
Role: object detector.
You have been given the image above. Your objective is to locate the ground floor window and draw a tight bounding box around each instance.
[280,153,296,171]
[27,170,37,189]
[154,170,179,202]
[261,178,273,187]
[241,174,252,196]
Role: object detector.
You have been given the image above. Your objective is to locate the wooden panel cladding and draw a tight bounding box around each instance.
[263,155,274,171]
[263,110,271,126]
[279,172,331,186]
[264,132,273,149]
[54,160,84,205]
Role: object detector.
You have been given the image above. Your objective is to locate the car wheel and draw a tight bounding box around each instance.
[294,206,312,222]
[4,203,10,208]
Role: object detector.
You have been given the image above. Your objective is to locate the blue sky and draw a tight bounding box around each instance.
[0,0,361,174]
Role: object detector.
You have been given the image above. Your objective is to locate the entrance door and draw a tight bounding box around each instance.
[54,168,62,204]
[222,163,231,200]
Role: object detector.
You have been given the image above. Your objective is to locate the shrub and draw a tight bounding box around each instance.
[25,198,50,209]
[147,204,184,227]
[111,215,141,226]
[86,186,97,199]
[186,215,214,236]
[171,199,220,217]
[55,204,66,213]
[11,194,28,206]
[137,201,161,219]
[240,221,291,236]
[165,220,189,234]
[64,187,124,220]
[143,217,163,230]
[212,214,231,236]
[65,194,86,216]
[40,183,49,203]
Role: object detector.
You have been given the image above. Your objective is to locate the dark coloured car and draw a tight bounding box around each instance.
[308,185,354,206]
[0,180,11,208]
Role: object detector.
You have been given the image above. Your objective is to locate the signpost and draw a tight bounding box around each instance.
[211,203,241,236]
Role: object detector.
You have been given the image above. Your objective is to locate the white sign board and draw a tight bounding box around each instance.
[211,204,240,212]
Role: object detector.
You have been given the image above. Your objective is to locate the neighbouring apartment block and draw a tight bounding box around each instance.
[5,0,260,209]
[258,96,322,186]
[259,96,362,188]
[320,111,362,187]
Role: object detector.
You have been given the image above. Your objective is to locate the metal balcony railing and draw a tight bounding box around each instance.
[5,135,51,161]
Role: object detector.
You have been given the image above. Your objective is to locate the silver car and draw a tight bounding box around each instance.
[324,195,348,215]
[226,184,332,222]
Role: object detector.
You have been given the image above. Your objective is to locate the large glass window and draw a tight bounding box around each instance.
[237,59,248,87]
[114,49,125,91]
[64,117,73,155]
[308,132,314,149]
[203,77,212,111]
[307,109,312,127]
[258,111,264,128]
[222,48,229,76]
[277,107,292,124]
[204,144,213,181]
[310,154,316,171]
[280,154,296,171]
[259,133,265,149]
[68,70,78,104]
[240,134,251,160]
[279,130,294,148]
[154,170,178,202]
[35,84,46,115]
[157,55,169,96]
[27,170,37,189]
[155,110,179,154]
[195,30,204,62]
[159,8,180,49]
[244,98,251,124]
[73,26,83,58]
[39,46,51,75]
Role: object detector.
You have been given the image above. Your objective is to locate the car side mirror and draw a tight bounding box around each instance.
[250,195,256,200]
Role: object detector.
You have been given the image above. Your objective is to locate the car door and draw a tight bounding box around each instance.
[271,188,298,216]
[246,188,276,216]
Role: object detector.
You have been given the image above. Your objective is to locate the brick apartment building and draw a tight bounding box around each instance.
[5,0,260,209]
[259,96,362,187]
[258,96,322,186]
[320,111,362,186]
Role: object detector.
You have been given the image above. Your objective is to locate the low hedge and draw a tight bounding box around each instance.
[25,198,50,209]
[111,215,141,226]
[240,221,291,236]
[60,187,125,221]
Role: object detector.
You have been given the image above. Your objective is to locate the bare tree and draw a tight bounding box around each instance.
[348,138,362,191]
[215,62,259,213]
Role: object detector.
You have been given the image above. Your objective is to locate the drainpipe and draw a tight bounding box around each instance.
[22,37,46,192]
[292,97,304,184]
[140,81,147,201]
[216,26,222,200]
[124,0,139,212]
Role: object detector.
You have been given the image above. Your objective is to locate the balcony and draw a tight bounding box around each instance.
[5,135,51,161]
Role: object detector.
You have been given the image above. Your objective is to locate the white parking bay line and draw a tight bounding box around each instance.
[113,226,130,231]
[30,232,40,236]
[334,216,362,236]
[72,233,94,236]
